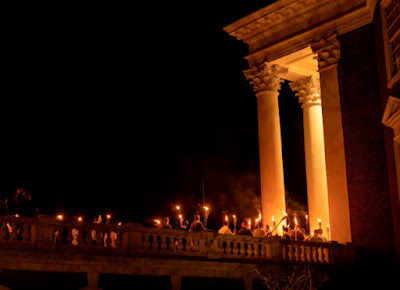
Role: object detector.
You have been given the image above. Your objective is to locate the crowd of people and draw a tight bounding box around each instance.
[156,213,329,242]
[0,187,328,243]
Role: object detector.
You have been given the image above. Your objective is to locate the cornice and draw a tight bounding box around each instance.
[382,96,400,135]
[224,0,377,66]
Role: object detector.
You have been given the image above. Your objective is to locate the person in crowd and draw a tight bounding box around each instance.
[282,226,291,239]
[162,217,172,229]
[218,220,233,235]
[13,188,39,217]
[237,221,253,236]
[309,229,324,242]
[253,221,266,238]
[189,214,206,232]
[265,225,273,237]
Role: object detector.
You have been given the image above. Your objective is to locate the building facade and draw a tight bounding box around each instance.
[225,0,400,257]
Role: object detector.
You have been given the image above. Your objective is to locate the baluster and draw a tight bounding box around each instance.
[318,246,324,263]
[295,244,301,261]
[282,244,287,260]
[254,243,260,258]
[0,221,8,240]
[260,243,266,258]
[65,227,72,245]
[21,223,30,242]
[312,246,318,262]
[116,231,122,248]
[106,231,112,248]
[323,247,329,263]
[71,228,79,246]
[227,241,233,255]
[305,245,311,262]
[265,243,271,259]
[160,235,167,250]
[10,222,18,241]
[177,237,184,251]
[143,234,150,249]
[199,237,206,253]
[300,245,306,262]
[77,228,84,245]
[88,229,95,246]
[232,241,239,255]
[96,230,103,247]
[288,245,294,261]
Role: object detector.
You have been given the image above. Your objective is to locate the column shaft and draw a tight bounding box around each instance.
[319,66,352,243]
[303,102,330,235]
[257,90,286,235]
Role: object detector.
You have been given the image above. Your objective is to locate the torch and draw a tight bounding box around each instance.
[326,225,330,240]
[270,211,288,235]
[294,216,298,241]
[203,206,209,228]
[305,214,309,234]
[233,214,237,233]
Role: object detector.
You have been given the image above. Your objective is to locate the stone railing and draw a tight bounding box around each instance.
[0,215,353,265]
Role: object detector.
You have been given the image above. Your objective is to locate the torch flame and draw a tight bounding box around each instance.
[272,215,275,222]
[176,205,180,210]
[154,219,161,225]
[78,217,83,222]
[225,215,228,222]
[294,217,298,225]
[318,219,322,223]
[57,215,63,221]
[282,211,287,216]
[203,206,209,211]
[305,214,309,219]
[179,214,183,219]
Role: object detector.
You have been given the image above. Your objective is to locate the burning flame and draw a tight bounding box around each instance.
[106,214,112,219]
[305,214,309,219]
[154,219,161,225]
[176,205,180,210]
[179,214,183,219]
[118,222,122,226]
[225,215,228,222]
[282,211,287,216]
[294,217,298,225]
[78,217,83,222]
[57,215,63,221]
[203,206,209,211]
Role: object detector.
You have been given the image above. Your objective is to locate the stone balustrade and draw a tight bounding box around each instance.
[0,215,353,265]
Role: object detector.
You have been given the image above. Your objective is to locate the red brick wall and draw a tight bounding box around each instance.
[338,23,395,253]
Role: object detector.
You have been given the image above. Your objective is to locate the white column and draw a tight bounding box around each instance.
[311,34,352,243]
[244,63,288,235]
[290,76,330,236]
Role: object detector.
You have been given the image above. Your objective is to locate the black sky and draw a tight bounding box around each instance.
[3,1,307,227]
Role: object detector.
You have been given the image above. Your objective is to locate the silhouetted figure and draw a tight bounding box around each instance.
[13,188,39,217]
[189,214,206,232]
[218,220,233,235]
[253,221,266,238]
[237,222,253,236]
[162,217,172,229]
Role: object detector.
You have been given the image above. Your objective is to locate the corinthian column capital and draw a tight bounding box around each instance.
[311,33,340,70]
[244,62,288,93]
[290,76,321,107]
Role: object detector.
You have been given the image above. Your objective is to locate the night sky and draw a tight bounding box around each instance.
[2,1,307,228]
